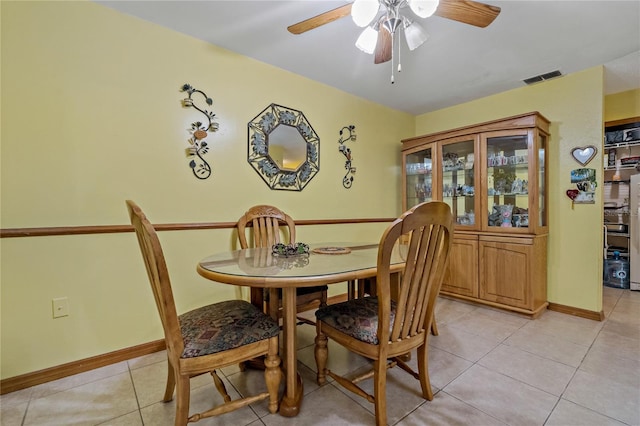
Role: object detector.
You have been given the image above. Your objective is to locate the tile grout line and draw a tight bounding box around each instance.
[545,289,634,426]
[125,360,146,425]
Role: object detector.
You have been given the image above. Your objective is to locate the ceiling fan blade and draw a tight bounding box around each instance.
[374,27,392,64]
[434,0,501,28]
[287,4,352,34]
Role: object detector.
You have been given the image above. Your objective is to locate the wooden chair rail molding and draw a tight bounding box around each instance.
[0,218,396,238]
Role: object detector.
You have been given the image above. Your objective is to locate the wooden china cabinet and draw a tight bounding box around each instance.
[402,112,550,317]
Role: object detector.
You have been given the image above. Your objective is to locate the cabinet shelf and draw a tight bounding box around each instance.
[605,250,629,259]
[487,163,529,170]
[604,140,640,150]
[604,205,628,209]
[606,232,630,237]
[604,165,638,171]
[488,193,529,197]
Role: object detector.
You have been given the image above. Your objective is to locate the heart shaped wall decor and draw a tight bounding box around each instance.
[571,146,597,166]
[566,189,579,200]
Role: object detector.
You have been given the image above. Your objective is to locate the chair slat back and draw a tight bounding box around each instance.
[376,202,453,345]
[237,205,296,249]
[126,200,184,358]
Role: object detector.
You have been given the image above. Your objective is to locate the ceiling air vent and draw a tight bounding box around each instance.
[523,70,562,85]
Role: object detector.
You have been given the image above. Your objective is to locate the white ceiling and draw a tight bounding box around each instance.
[96,0,640,115]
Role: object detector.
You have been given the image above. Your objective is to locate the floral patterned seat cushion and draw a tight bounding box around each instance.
[315,297,396,345]
[179,300,280,358]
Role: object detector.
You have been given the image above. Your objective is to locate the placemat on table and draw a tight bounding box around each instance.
[312,247,352,255]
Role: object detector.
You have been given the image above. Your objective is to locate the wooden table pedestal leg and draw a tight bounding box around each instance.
[279,287,303,417]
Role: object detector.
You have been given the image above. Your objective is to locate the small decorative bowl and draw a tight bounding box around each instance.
[272,242,310,257]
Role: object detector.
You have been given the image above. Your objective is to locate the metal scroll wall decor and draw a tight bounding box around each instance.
[247,104,319,191]
[180,83,219,180]
[338,125,356,188]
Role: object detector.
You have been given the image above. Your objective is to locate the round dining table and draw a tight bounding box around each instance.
[197,242,406,417]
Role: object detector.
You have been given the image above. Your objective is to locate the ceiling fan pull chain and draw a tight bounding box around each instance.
[390,30,395,84]
[397,29,402,73]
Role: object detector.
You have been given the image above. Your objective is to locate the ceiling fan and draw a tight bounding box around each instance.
[288,0,500,81]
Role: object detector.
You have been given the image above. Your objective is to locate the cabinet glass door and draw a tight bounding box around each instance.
[404,146,434,210]
[486,133,530,229]
[441,138,477,227]
[538,133,547,228]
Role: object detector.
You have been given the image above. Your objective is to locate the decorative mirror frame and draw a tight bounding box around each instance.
[248,104,319,191]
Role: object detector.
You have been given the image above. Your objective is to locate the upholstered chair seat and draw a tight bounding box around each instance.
[315,297,397,345]
[179,300,280,358]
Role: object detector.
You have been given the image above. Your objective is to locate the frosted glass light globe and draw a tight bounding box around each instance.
[408,0,440,18]
[355,27,378,54]
[351,0,379,27]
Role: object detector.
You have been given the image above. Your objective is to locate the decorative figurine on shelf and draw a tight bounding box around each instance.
[488,204,513,227]
[493,168,516,195]
[180,83,219,180]
[488,208,500,226]
[499,205,513,227]
[415,182,426,202]
[468,212,475,225]
[461,185,475,196]
[510,207,529,227]
[443,152,459,171]
[338,125,356,189]
[511,178,523,194]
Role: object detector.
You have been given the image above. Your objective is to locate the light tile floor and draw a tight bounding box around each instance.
[2,287,639,426]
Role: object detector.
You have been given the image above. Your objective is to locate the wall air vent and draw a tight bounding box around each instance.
[523,70,563,85]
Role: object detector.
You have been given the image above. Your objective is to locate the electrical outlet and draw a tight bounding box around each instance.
[52,297,69,318]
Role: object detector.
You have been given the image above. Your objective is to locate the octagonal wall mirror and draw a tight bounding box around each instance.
[248,104,319,191]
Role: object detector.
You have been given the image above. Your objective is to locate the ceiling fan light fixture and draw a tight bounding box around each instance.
[351,0,380,27]
[355,26,378,54]
[404,20,428,50]
[382,16,402,34]
[408,0,440,18]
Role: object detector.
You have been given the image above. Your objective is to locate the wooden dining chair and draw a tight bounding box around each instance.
[314,201,453,426]
[126,200,281,426]
[237,204,328,322]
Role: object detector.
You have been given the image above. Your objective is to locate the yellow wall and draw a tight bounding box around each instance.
[415,68,606,313]
[605,89,640,122]
[0,1,413,378]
